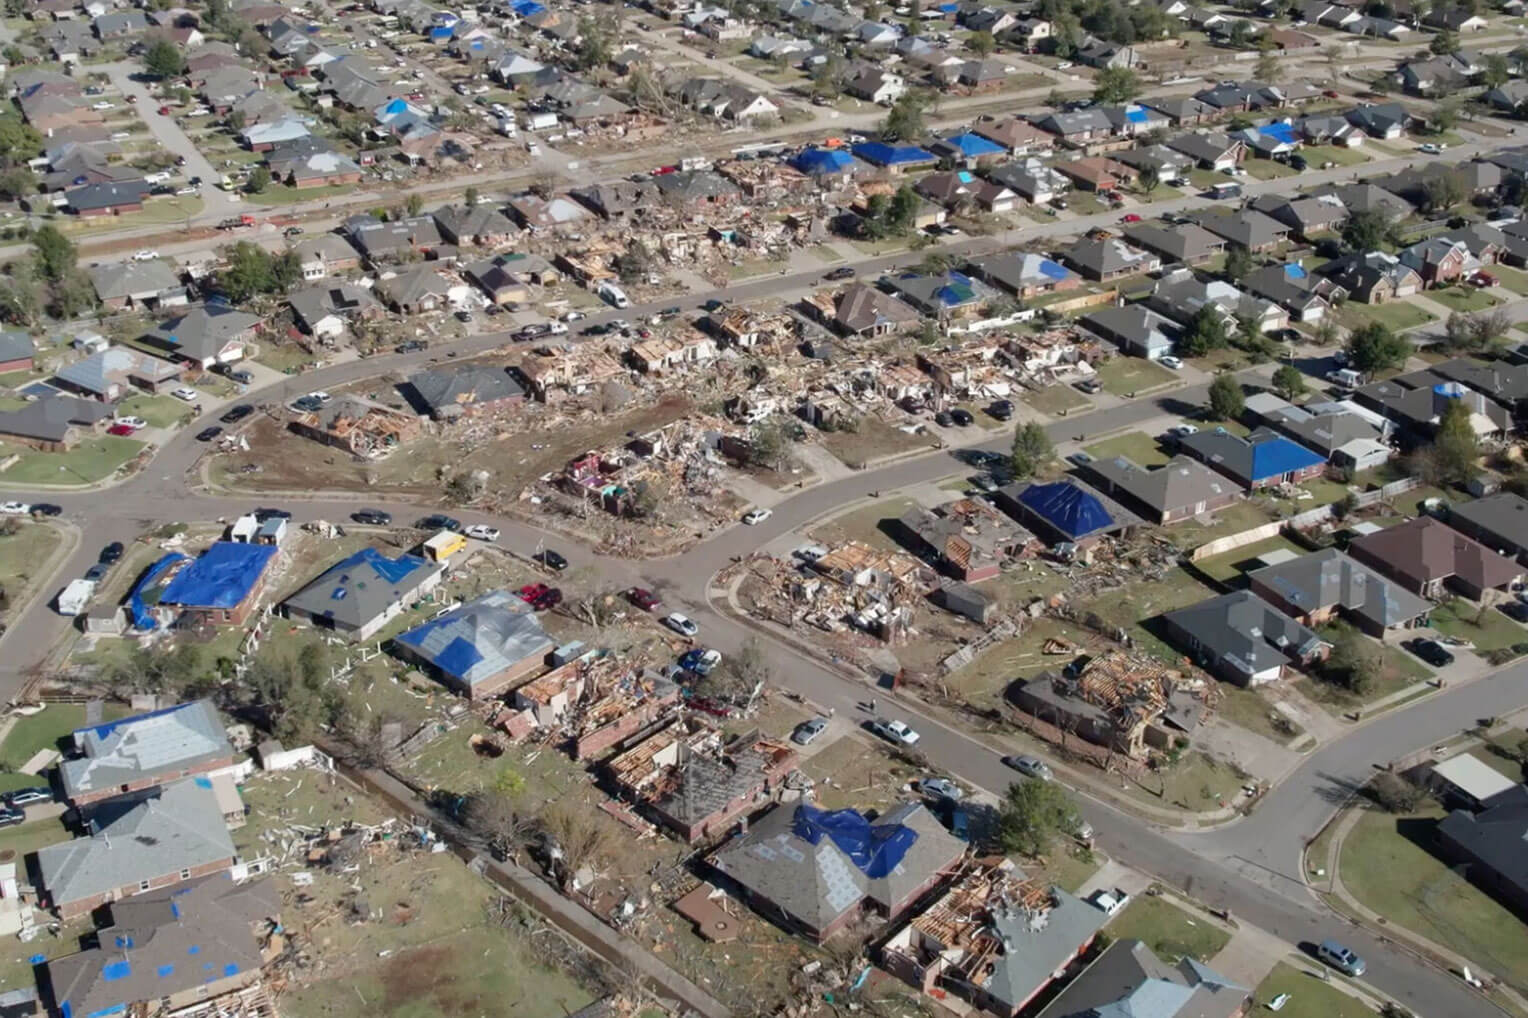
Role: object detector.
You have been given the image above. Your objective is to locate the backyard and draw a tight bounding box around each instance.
[0,702,129,793]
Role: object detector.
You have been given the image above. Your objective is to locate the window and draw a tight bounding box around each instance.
[180,869,191,880]
[138,880,150,892]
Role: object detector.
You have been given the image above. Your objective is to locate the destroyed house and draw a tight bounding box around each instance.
[395,590,556,700]
[281,547,445,642]
[609,721,799,843]
[1161,590,1326,687]
[810,541,927,592]
[710,801,966,941]
[893,499,1033,581]
[569,668,683,760]
[507,651,607,730]
[45,877,279,1018]
[1008,651,1202,758]
[60,700,235,808]
[290,394,421,456]
[882,858,1108,1017]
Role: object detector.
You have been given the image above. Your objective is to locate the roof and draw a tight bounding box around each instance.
[1349,516,1520,591]
[148,306,262,362]
[160,541,277,610]
[48,876,277,1018]
[37,779,237,910]
[1009,480,1119,541]
[1064,237,1158,276]
[981,884,1111,1010]
[829,282,921,332]
[1191,207,1289,249]
[55,345,182,394]
[937,132,1005,158]
[1178,426,1325,486]
[1438,788,1528,896]
[396,589,555,687]
[60,700,232,801]
[850,141,936,166]
[88,259,179,302]
[1086,455,1231,516]
[0,394,111,443]
[711,802,964,931]
[1037,939,1247,1018]
[1448,492,1528,551]
[1433,754,1519,803]
[1163,591,1324,681]
[792,147,857,175]
[1123,223,1225,263]
[1249,548,1432,629]
[282,547,444,630]
[68,179,152,212]
[972,250,1076,292]
[407,365,526,414]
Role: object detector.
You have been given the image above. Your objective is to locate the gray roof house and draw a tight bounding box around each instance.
[145,306,262,368]
[1162,590,1327,686]
[406,365,526,419]
[1123,222,1227,265]
[1036,939,1247,1018]
[1165,132,1244,169]
[1248,193,1349,238]
[430,203,518,247]
[1248,548,1433,635]
[283,547,446,641]
[1437,788,1528,916]
[37,779,238,919]
[1445,492,1528,562]
[0,395,111,448]
[287,282,382,338]
[1061,237,1160,281]
[54,345,182,402]
[60,699,236,806]
[88,259,183,310]
[710,801,965,941]
[1242,262,1341,322]
[1244,393,1392,471]
[1190,207,1290,251]
[395,589,556,699]
[1081,454,1236,525]
[1147,267,1285,333]
[1078,305,1178,360]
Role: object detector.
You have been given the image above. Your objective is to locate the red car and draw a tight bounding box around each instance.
[1120,213,1142,223]
[627,587,661,612]
[1472,272,1497,288]
[1323,89,1340,98]
[531,588,563,611]
[107,423,137,436]
[651,165,677,175]
[518,583,549,603]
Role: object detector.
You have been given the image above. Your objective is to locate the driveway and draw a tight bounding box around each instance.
[96,62,233,219]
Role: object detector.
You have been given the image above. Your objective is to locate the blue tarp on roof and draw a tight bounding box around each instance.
[511,0,544,13]
[941,132,1003,157]
[160,542,276,610]
[1038,258,1069,280]
[1260,121,1297,144]
[792,147,854,175]
[383,97,408,116]
[1017,481,1114,539]
[1283,263,1306,279]
[429,25,452,39]
[1248,435,1325,482]
[1124,105,1149,124]
[127,551,187,632]
[851,141,935,166]
[791,805,918,879]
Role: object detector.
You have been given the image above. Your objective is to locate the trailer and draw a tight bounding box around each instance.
[55,578,96,617]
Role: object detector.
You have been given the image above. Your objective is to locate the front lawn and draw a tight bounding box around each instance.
[1489,265,1528,296]
[1251,962,1373,1018]
[1025,383,1092,417]
[1094,357,1178,397]
[0,435,145,485]
[115,393,187,429]
[1339,300,1436,333]
[1105,894,1231,963]
[1426,285,1500,314]
[1298,634,1431,711]
[1242,158,1296,180]
[1301,144,1371,167]
[1428,596,1528,653]
[1084,430,1169,467]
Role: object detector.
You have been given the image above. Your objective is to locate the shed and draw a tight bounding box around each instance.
[1430,754,1519,810]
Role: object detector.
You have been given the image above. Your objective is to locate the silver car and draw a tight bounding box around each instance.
[792,719,828,745]
[1003,755,1053,781]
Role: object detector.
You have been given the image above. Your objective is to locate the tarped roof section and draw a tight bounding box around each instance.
[1018,481,1115,540]
[128,552,187,631]
[160,542,276,610]
[791,805,918,879]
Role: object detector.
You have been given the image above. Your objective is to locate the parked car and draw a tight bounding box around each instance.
[171,387,199,402]
[1316,940,1366,977]
[1003,755,1053,780]
[742,507,772,525]
[416,513,462,532]
[1499,601,1528,623]
[99,541,124,563]
[115,416,146,430]
[1075,378,1102,394]
[0,502,31,516]
[536,548,568,571]
[870,718,921,745]
[29,504,61,517]
[1168,424,1199,439]
[664,612,699,637]
[679,647,722,675]
[351,509,392,525]
[1120,213,1142,223]
[824,266,857,280]
[627,587,662,612]
[1090,888,1131,915]
[1408,638,1455,667]
[84,563,109,582]
[794,544,829,562]
[132,249,158,261]
[988,399,1014,421]
[108,423,137,436]
[0,808,22,829]
[1418,142,1444,155]
[455,309,473,322]
[792,718,829,745]
[935,410,955,427]
[4,787,50,807]
[920,777,964,802]
[464,524,500,541]
[396,340,428,353]
[530,587,562,611]
[1159,355,1183,370]
[220,404,254,424]
[950,408,974,426]
[518,583,550,604]
[284,226,303,236]
[195,426,222,441]
[252,508,291,522]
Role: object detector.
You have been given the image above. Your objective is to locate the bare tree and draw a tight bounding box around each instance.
[540,800,616,890]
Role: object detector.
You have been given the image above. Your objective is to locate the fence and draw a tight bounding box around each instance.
[1188,478,1422,562]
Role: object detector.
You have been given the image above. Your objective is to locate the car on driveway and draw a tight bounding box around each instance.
[742,507,772,525]
[416,513,462,532]
[220,404,254,424]
[4,787,50,807]
[352,509,392,525]
[1418,143,1444,155]
[108,423,137,436]
[464,524,500,541]
[195,426,223,442]
[0,502,30,516]
[115,416,146,430]
[870,718,920,746]
[935,410,955,427]
[85,563,109,582]
[1168,424,1199,438]
[988,399,1014,421]
[1075,378,1102,394]
[1159,355,1183,370]
[627,587,662,612]
[536,548,568,571]
[1003,754,1053,780]
[664,612,698,637]
[920,777,964,802]
[253,508,291,522]
[679,648,722,675]
[950,408,974,426]
[1407,638,1455,667]
[792,718,828,745]
[171,387,199,402]
[518,583,550,604]
[529,587,562,611]
[1501,601,1528,624]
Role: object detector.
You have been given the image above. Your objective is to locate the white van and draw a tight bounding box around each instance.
[598,282,630,309]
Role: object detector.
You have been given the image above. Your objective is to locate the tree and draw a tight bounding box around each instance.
[1323,42,1346,83]
[219,241,297,301]
[1323,623,1379,695]
[1136,164,1160,195]
[0,262,42,327]
[1223,244,1252,283]
[880,89,931,142]
[245,165,271,193]
[144,38,186,78]
[968,30,995,56]
[464,185,479,207]
[907,0,921,29]
[1227,19,1255,48]
[1430,28,1460,54]
[1092,66,1141,104]
[574,14,615,71]
[31,225,74,283]
[0,167,34,200]
[997,779,1079,857]
[1429,98,1461,134]
[1207,374,1245,420]
[1422,172,1465,214]
[1483,52,1512,88]
[748,417,792,471]
[702,635,770,705]
[1345,321,1407,375]
[0,118,40,167]
[405,192,424,217]
[1368,771,1422,813]
[1180,307,1230,357]
[540,800,615,890]
[225,109,247,132]
[1254,39,1280,81]
[1272,364,1306,400]
[1341,207,1395,253]
[1512,45,1528,77]
[1010,421,1053,479]
[612,237,653,285]
[1418,394,1480,487]
[810,50,848,100]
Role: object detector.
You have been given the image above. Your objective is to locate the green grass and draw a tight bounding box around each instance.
[0,814,71,860]
[115,393,188,429]
[1299,635,1431,711]
[1105,894,1231,963]
[806,244,846,264]
[1339,300,1436,333]
[1084,430,1170,467]
[1251,962,1373,1018]
[1094,357,1178,397]
[1243,158,1297,180]
[1426,285,1500,314]
[1489,265,1528,296]
[1301,144,1371,168]
[1428,596,1528,653]
[1194,535,1307,584]
[1024,383,1093,417]
[247,183,352,206]
[808,496,916,554]
[1340,802,1528,994]
[1215,683,1304,743]
[256,342,320,374]
[0,704,128,786]
[0,522,61,629]
[1075,567,1217,664]
[0,435,145,485]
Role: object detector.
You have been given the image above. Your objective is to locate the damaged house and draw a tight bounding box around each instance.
[1008,651,1204,759]
[289,394,421,457]
[893,498,1036,581]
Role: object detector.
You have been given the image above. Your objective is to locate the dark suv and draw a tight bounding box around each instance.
[416,514,462,532]
[352,509,393,525]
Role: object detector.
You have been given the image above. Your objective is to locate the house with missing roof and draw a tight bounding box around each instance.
[406,365,526,420]
[881,857,1108,1017]
[59,700,237,808]
[709,801,966,941]
[1248,548,1432,636]
[282,547,446,641]
[395,589,556,700]
[1034,938,1247,1018]
[1081,455,1236,525]
[1162,590,1327,686]
[1348,516,1521,600]
[893,499,1036,582]
[37,778,239,919]
[1008,651,1202,759]
[44,877,280,1018]
[1176,426,1326,490]
[158,542,280,627]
